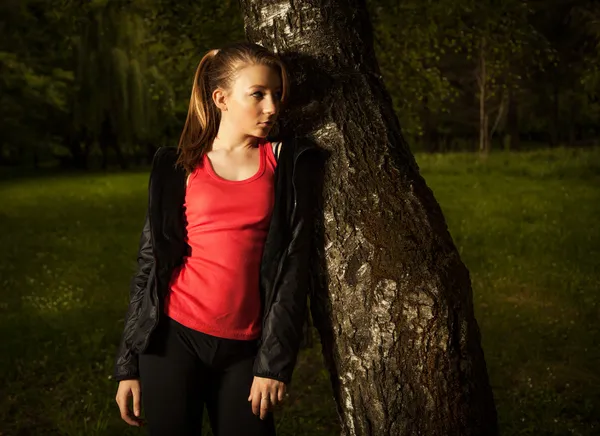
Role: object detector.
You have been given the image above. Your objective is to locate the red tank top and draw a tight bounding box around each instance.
[163,139,277,340]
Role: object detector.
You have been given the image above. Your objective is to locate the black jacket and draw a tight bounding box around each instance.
[113,136,318,385]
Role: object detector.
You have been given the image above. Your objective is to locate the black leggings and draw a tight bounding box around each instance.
[139,315,277,436]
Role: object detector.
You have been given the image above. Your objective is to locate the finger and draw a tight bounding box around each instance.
[248,384,254,402]
[117,394,140,427]
[133,386,142,418]
[252,394,261,416]
[260,395,270,420]
[260,396,271,411]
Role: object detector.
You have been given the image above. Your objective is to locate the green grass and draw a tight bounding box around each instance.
[418,147,600,435]
[1,146,599,435]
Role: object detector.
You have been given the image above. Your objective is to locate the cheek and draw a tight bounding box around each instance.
[247,105,262,119]
[233,102,259,123]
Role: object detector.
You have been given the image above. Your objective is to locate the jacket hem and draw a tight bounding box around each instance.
[252,370,290,385]
[113,371,140,382]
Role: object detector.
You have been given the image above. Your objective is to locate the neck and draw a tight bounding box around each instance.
[210,119,261,153]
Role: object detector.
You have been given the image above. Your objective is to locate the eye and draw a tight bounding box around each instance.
[252,91,282,100]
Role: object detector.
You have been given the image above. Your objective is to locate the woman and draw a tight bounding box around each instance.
[113,41,318,436]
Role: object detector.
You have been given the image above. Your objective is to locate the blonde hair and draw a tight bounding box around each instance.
[175,42,290,174]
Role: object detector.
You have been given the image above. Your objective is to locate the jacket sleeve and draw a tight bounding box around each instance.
[252,151,316,385]
[113,211,154,381]
[112,147,162,382]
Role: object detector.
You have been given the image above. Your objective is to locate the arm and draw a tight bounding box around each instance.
[113,210,155,381]
[253,151,316,385]
[113,148,166,381]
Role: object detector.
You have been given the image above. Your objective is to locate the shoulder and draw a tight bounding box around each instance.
[152,146,178,166]
[149,146,186,190]
[150,146,180,174]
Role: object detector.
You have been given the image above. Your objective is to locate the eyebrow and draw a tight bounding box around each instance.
[249,85,282,90]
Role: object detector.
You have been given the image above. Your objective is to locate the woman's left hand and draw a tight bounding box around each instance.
[248,376,287,419]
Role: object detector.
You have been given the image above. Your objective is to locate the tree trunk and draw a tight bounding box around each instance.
[478,36,489,153]
[64,130,89,170]
[99,115,112,170]
[241,1,498,435]
[112,142,129,170]
[99,113,129,170]
[483,113,490,153]
[422,97,439,153]
[507,88,520,150]
[550,82,559,147]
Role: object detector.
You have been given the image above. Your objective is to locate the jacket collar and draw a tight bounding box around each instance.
[290,136,319,159]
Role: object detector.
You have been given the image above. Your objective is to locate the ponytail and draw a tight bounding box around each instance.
[176,49,221,174]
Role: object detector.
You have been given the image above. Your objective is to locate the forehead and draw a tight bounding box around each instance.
[232,64,282,90]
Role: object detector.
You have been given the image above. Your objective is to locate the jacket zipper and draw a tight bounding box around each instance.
[289,147,307,228]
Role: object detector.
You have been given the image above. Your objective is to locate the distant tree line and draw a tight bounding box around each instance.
[0,0,598,168]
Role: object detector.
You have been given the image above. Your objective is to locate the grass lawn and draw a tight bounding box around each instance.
[0,146,598,435]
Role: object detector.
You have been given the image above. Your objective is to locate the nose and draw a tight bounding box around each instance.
[263,95,279,115]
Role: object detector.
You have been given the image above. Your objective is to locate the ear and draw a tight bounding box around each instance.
[212,87,228,111]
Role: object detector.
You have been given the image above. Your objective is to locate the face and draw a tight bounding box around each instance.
[213,64,282,138]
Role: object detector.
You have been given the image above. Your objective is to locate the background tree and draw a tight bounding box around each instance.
[0,0,597,165]
[0,0,74,166]
[70,0,175,169]
[367,0,460,150]
[366,0,551,153]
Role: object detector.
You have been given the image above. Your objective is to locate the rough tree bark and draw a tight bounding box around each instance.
[240,1,498,435]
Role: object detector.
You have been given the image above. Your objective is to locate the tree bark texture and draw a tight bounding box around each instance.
[240,1,499,435]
